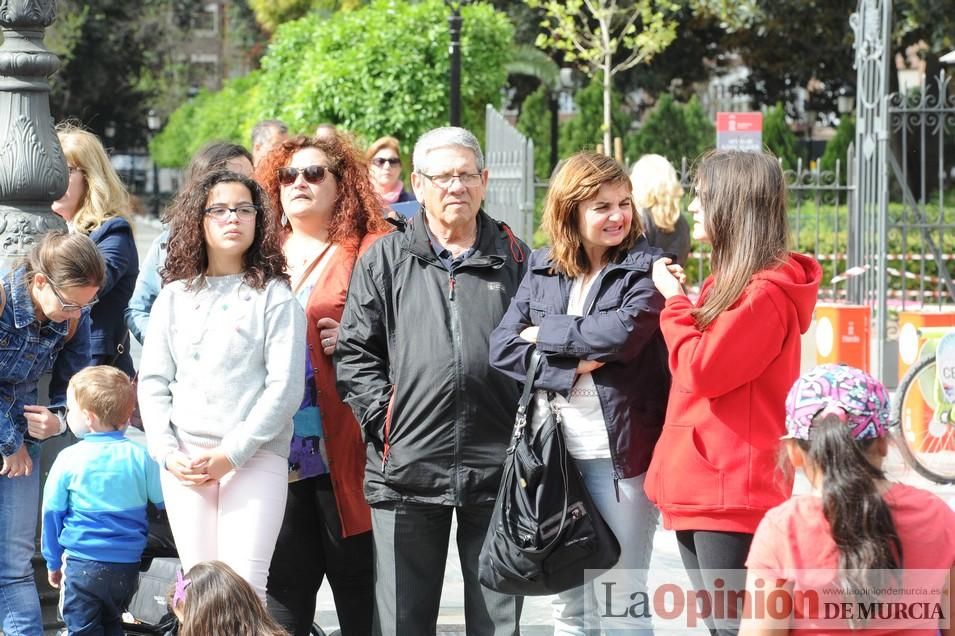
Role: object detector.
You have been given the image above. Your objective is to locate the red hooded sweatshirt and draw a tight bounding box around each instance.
[645,252,822,533]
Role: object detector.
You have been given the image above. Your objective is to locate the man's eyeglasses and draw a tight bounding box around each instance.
[42,275,98,312]
[277,165,333,186]
[372,157,401,168]
[204,205,259,222]
[417,172,483,189]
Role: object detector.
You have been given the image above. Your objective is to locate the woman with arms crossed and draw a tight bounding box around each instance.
[490,152,670,634]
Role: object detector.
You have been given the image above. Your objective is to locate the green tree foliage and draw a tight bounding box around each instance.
[626,94,714,165]
[820,115,855,179]
[248,0,366,33]
[45,0,201,149]
[526,0,678,153]
[150,72,265,168]
[152,0,512,167]
[516,86,553,181]
[559,74,630,157]
[761,103,799,171]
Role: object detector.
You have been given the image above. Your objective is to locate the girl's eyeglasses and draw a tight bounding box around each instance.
[42,274,99,312]
[203,205,258,222]
[372,157,401,168]
[276,165,333,186]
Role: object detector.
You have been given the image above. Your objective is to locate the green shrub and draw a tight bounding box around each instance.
[517,86,555,181]
[152,0,512,167]
[559,74,630,156]
[626,94,714,167]
[762,103,800,171]
[820,114,855,180]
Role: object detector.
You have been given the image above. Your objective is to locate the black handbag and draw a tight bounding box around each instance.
[478,351,621,596]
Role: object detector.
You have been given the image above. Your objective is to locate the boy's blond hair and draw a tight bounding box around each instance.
[69,366,135,430]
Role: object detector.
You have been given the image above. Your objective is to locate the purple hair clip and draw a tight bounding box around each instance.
[173,569,191,607]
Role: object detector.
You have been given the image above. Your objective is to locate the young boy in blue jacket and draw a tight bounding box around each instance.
[41,365,164,635]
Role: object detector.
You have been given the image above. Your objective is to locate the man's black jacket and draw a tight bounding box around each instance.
[335,210,529,506]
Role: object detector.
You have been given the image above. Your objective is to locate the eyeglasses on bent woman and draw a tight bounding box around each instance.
[41,273,99,312]
[203,205,259,222]
[276,165,335,186]
[372,157,401,168]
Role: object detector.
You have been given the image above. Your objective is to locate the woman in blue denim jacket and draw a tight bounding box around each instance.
[489,152,671,635]
[0,232,103,636]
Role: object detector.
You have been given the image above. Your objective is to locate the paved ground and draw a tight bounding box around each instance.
[128,216,955,635]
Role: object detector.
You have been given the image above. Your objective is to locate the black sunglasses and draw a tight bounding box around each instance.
[372,157,401,168]
[276,165,333,186]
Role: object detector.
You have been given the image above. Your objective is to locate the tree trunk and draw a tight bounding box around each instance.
[603,57,612,155]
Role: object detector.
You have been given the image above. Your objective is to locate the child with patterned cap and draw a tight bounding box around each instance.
[740,364,955,635]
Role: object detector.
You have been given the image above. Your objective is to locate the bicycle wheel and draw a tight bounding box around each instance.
[891,356,955,484]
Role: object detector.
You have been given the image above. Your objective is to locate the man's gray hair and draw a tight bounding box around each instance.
[251,119,288,146]
[412,126,485,173]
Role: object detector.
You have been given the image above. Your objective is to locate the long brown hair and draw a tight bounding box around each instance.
[541,152,642,278]
[256,134,389,249]
[171,561,288,636]
[22,231,105,290]
[795,415,902,610]
[163,171,288,290]
[692,150,790,329]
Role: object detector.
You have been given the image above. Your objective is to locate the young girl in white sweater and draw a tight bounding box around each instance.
[139,170,305,602]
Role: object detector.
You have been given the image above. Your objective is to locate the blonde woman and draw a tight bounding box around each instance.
[54,124,138,376]
[630,153,690,266]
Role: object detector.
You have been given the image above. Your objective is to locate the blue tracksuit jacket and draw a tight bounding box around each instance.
[41,431,164,570]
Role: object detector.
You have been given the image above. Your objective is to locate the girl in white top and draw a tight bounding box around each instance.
[138,170,305,603]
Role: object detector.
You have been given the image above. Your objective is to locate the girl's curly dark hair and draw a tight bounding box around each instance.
[255,134,389,248]
[162,170,288,290]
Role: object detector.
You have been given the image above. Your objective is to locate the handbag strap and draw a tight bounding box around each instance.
[517,350,542,419]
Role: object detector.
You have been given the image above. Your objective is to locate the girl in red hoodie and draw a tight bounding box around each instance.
[648,150,822,635]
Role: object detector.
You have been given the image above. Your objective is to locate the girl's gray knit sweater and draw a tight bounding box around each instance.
[138,274,305,468]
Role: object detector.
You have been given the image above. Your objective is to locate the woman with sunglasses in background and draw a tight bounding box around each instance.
[366,136,415,211]
[0,232,104,636]
[256,135,389,635]
[53,123,138,376]
[138,170,305,603]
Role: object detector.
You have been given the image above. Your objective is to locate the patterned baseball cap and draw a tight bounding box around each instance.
[784,364,890,441]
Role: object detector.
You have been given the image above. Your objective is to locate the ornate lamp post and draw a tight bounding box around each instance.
[147,109,161,217]
[444,0,468,127]
[0,0,68,271]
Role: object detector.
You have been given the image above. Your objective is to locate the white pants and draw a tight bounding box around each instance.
[160,444,288,603]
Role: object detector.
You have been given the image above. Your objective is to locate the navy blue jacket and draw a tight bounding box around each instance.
[89,217,138,375]
[489,238,671,479]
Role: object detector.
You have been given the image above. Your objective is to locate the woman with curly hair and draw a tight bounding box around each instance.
[138,170,306,602]
[54,123,138,375]
[256,135,389,635]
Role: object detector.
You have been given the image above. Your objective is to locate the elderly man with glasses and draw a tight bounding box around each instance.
[335,126,528,635]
